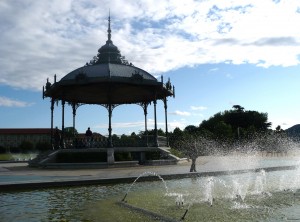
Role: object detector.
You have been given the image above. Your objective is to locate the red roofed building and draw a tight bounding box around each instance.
[0,128,52,148]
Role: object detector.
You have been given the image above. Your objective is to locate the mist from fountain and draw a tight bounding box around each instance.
[117,133,300,221]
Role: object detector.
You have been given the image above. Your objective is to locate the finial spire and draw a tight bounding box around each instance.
[107,10,111,42]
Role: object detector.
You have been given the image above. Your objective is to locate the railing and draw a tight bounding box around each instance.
[61,135,168,149]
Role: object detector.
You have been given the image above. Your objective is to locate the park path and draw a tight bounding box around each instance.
[1,154,299,186]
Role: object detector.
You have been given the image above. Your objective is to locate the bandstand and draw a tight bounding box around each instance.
[42,16,175,165]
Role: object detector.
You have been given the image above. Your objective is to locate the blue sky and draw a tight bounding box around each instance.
[1,0,300,136]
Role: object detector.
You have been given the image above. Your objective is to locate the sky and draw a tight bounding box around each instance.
[1,0,300,136]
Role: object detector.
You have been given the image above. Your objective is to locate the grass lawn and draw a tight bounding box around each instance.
[0,153,38,161]
[0,153,13,161]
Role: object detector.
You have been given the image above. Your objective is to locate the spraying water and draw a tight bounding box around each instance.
[203,177,214,206]
[122,171,169,202]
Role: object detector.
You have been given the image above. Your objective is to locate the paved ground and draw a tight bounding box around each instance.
[0,158,200,185]
[1,154,300,190]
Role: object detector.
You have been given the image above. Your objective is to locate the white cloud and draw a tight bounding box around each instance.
[93,118,171,135]
[94,119,166,130]
[209,68,219,72]
[169,110,191,116]
[168,119,188,131]
[94,121,145,129]
[225,73,233,79]
[1,0,300,91]
[0,96,33,107]
[190,106,207,111]
[93,118,188,135]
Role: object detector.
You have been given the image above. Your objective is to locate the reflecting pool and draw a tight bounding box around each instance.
[1,166,300,222]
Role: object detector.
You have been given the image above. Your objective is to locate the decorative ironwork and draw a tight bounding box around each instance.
[100,103,120,111]
[67,135,167,148]
[84,15,134,67]
[131,70,143,81]
[166,78,172,90]
[45,78,51,90]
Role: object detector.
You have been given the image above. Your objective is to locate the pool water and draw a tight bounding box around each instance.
[1,168,300,222]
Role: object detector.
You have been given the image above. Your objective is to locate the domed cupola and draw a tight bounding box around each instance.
[95,15,122,64]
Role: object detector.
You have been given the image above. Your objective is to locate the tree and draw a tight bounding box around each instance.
[0,146,6,154]
[232,105,245,112]
[275,125,283,132]
[199,107,271,141]
[36,142,52,152]
[184,125,198,134]
[64,127,78,139]
[19,141,34,153]
[146,128,165,136]
[199,112,234,142]
[169,127,184,148]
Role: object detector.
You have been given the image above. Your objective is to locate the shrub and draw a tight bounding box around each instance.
[56,152,107,163]
[114,152,132,161]
[0,146,6,154]
[35,142,52,151]
[169,148,185,158]
[10,146,21,153]
[19,141,35,153]
[145,151,161,160]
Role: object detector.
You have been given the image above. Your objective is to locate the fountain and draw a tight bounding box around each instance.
[108,134,300,221]
[1,136,300,221]
[116,166,300,221]
[121,171,169,202]
[1,160,300,221]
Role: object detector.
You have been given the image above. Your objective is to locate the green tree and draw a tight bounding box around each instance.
[199,112,234,142]
[275,125,283,132]
[145,128,165,136]
[232,105,245,112]
[169,127,184,148]
[0,146,6,154]
[184,125,198,134]
[64,127,78,139]
[200,106,271,141]
[19,140,34,153]
[35,142,52,152]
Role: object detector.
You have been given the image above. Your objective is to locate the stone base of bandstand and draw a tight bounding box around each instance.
[107,148,115,164]
[29,147,179,169]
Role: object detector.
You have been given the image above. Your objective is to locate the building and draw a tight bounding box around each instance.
[0,128,52,148]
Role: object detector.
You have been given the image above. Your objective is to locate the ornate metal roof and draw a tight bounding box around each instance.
[61,63,156,82]
[43,15,174,105]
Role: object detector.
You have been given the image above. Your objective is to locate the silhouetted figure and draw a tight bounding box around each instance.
[190,157,197,172]
[85,127,93,147]
[54,127,61,149]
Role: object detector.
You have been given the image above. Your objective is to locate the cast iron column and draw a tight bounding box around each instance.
[108,103,113,147]
[50,98,54,147]
[163,97,169,147]
[153,99,158,146]
[72,103,76,137]
[143,103,149,147]
[61,100,65,148]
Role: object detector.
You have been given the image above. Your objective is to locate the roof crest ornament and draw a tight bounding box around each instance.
[107,10,111,42]
[84,12,134,66]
